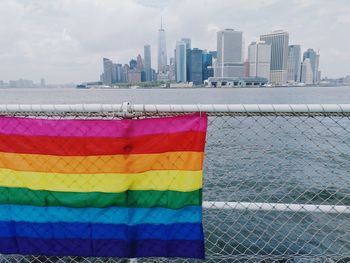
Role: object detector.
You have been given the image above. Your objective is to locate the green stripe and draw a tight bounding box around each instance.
[0,187,202,209]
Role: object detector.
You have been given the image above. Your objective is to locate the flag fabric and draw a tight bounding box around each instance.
[0,113,207,259]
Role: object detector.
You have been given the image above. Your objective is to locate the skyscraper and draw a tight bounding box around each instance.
[287,45,301,82]
[158,18,167,73]
[202,51,213,80]
[129,59,137,70]
[144,44,152,81]
[303,48,318,83]
[102,58,113,85]
[215,29,244,78]
[181,38,191,50]
[136,54,144,71]
[189,48,203,85]
[301,58,313,84]
[315,52,321,82]
[248,41,271,81]
[260,30,289,84]
[175,41,187,83]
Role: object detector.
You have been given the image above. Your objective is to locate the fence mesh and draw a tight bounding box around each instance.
[0,109,349,263]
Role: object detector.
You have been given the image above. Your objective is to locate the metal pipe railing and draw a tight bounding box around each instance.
[203,201,350,214]
[1,104,350,113]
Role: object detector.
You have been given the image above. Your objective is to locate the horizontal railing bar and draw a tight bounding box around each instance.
[131,104,350,113]
[203,201,350,214]
[0,104,350,113]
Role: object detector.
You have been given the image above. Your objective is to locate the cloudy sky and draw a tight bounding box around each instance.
[0,0,349,84]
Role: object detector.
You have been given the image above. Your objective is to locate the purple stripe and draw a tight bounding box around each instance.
[0,237,204,258]
[0,113,207,138]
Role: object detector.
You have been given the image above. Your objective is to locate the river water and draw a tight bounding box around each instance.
[0,86,349,261]
[0,86,349,104]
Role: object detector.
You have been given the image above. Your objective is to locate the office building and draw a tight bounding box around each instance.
[175,41,187,82]
[128,71,142,84]
[169,57,176,81]
[136,54,144,71]
[215,29,244,78]
[189,48,203,85]
[287,45,301,82]
[301,58,313,84]
[144,44,152,81]
[303,48,320,83]
[203,51,213,80]
[248,41,271,81]
[260,30,289,84]
[182,38,191,50]
[102,58,113,85]
[158,19,167,73]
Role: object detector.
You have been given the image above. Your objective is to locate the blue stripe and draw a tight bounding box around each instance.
[0,221,203,240]
[0,205,201,225]
[0,237,205,258]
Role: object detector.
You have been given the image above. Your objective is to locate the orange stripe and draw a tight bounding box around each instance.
[0,151,203,174]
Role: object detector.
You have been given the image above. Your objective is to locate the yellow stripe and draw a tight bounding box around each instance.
[0,151,203,174]
[0,168,202,193]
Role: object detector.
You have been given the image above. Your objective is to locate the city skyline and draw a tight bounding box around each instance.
[0,0,349,84]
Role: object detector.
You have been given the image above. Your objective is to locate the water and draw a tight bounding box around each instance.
[1,86,349,261]
[0,86,349,104]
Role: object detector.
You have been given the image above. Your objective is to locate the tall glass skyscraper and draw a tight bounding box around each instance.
[181,38,191,50]
[287,45,301,83]
[157,19,167,73]
[102,58,113,85]
[303,48,318,83]
[175,41,187,82]
[144,44,152,81]
[260,30,289,84]
[189,48,203,85]
[215,29,244,78]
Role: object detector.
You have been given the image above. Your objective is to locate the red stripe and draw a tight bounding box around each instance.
[0,132,206,156]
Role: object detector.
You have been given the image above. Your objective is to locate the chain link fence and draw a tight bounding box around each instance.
[0,104,349,263]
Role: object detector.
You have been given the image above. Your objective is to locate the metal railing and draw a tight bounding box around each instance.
[0,103,349,263]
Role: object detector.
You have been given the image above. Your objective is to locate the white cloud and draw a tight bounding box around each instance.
[0,0,349,83]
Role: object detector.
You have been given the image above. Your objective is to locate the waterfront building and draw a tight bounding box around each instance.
[215,29,244,78]
[181,38,191,50]
[260,30,289,84]
[136,54,144,71]
[287,45,301,83]
[205,76,268,88]
[129,59,137,70]
[122,64,130,83]
[244,60,249,77]
[203,51,213,81]
[158,19,167,73]
[102,58,113,85]
[209,51,217,60]
[175,41,187,82]
[303,48,318,83]
[113,64,123,83]
[301,58,313,84]
[144,44,152,81]
[189,48,204,85]
[315,52,321,82]
[169,57,176,81]
[128,70,142,84]
[248,41,271,81]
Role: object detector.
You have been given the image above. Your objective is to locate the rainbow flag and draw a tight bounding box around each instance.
[0,113,207,258]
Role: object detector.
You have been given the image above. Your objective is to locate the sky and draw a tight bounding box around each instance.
[0,0,349,84]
